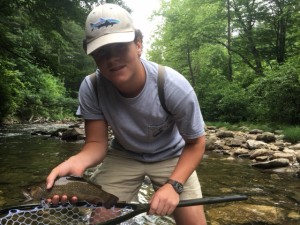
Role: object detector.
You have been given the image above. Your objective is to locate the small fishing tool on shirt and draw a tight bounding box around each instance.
[0,194,247,225]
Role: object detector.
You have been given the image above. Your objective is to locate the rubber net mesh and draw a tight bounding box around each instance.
[0,202,135,225]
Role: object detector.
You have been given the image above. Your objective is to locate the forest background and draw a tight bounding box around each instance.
[0,0,299,133]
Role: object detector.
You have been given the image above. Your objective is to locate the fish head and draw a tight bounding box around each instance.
[22,184,45,202]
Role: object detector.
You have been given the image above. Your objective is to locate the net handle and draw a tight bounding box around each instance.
[97,194,248,225]
[177,194,248,207]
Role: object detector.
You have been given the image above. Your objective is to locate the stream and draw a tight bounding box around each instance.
[0,123,299,224]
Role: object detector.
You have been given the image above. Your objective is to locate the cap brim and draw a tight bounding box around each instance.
[86,31,135,55]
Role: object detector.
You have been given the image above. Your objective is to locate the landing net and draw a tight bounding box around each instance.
[0,202,135,225]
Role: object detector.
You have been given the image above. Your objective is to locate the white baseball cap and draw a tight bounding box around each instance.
[85,4,135,55]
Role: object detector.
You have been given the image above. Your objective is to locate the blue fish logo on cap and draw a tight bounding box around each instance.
[90,18,120,31]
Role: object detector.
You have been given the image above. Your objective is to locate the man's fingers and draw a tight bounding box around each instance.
[49,195,60,205]
[71,196,78,204]
[61,195,68,203]
[46,171,58,189]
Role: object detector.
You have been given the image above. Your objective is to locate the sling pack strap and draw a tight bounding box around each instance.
[157,65,171,114]
[89,65,171,114]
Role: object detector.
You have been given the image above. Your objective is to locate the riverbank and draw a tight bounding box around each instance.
[42,122,300,177]
[205,126,300,175]
[1,122,299,224]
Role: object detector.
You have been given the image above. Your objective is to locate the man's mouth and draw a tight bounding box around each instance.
[110,65,125,72]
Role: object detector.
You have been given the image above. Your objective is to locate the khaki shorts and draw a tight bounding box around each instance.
[90,149,203,202]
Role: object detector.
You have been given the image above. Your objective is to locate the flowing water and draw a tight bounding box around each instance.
[0,123,299,224]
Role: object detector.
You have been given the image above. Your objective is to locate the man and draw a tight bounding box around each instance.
[46,3,207,225]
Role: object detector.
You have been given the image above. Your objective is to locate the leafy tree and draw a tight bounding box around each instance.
[0,0,132,122]
[148,0,299,125]
[247,55,300,124]
[0,61,24,122]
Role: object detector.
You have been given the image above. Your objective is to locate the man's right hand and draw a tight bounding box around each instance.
[45,156,85,204]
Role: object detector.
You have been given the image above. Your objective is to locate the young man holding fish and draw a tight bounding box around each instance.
[46,3,207,225]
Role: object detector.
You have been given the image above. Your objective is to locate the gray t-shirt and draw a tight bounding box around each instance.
[77,59,205,162]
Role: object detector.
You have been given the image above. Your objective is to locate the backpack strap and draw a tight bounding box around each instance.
[157,65,171,114]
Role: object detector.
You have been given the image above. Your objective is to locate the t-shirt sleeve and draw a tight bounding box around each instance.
[164,67,205,140]
[76,76,105,120]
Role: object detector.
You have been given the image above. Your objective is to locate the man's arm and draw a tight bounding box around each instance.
[46,119,108,189]
[169,135,206,184]
[148,135,206,215]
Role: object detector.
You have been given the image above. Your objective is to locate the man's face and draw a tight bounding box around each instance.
[91,41,142,87]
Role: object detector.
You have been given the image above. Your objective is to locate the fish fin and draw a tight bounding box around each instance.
[22,191,33,202]
[22,197,33,203]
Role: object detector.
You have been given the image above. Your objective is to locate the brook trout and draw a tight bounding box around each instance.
[23,176,119,208]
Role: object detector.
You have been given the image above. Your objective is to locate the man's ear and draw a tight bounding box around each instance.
[82,39,87,54]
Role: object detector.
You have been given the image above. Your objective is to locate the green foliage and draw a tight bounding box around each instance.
[0,0,130,122]
[200,79,249,123]
[282,126,300,143]
[149,0,300,126]
[16,64,78,121]
[247,56,300,124]
[0,61,24,122]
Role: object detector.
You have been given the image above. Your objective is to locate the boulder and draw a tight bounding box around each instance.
[256,132,276,143]
[216,131,234,138]
[205,137,218,150]
[290,143,300,150]
[61,127,85,141]
[249,129,264,134]
[249,149,272,159]
[226,137,244,147]
[270,152,294,161]
[246,140,269,150]
[251,158,290,169]
[233,148,249,156]
[296,151,300,163]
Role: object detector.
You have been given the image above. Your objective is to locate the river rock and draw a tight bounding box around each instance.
[296,151,300,163]
[226,137,244,147]
[272,167,299,174]
[206,126,217,131]
[283,148,296,154]
[246,140,269,150]
[270,152,294,161]
[216,131,234,138]
[233,148,249,156]
[251,158,290,169]
[255,156,269,161]
[288,211,300,220]
[51,128,68,138]
[249,129,264,134]
[206,136,218,150]
[249,149,272,159]
[290,143,300,150]
[206,203,285,225]
[61,127,85,141]
[256,132,276,143]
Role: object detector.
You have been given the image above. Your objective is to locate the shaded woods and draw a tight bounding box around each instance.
[0,0,299,126]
